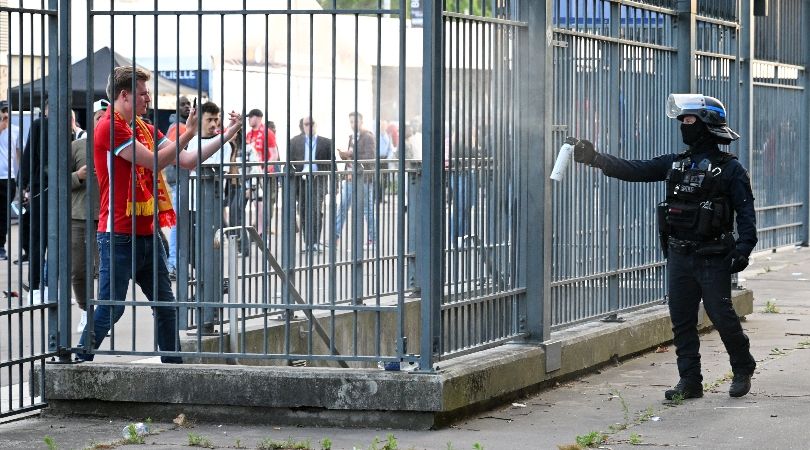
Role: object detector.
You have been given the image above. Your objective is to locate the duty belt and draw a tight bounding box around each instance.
[668,237,700,252]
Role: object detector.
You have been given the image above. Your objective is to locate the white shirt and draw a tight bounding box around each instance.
[184,134,232,211]
[0,125,20,179]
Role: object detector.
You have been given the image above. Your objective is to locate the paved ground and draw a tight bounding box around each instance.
[2,246,809,450]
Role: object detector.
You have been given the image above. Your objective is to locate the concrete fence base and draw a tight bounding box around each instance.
[39,290,753,429]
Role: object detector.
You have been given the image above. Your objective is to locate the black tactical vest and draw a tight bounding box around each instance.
[657,151,735,241]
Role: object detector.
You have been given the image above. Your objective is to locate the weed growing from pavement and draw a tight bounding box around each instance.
[703,372,734,392]
[611,389,630,424]
[575,431,607,448]
[770,347,787,356]
[798,340,810,349]
[320,438,332,450]
[258,437,312,450]
[123,424,145,445]
[636,406,655,424]
[763,300,780,313]
[187,432,213,448]
[472,444,485,450]
[44,436,57,450]
[669,392,685,405]
[629,433,643,445]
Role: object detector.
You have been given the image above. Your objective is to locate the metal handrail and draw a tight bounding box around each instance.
[214,226,349,368]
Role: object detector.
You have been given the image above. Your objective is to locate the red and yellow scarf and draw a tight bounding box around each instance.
[114,111,177,228]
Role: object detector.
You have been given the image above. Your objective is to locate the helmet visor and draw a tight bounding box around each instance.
[666,94,705,119]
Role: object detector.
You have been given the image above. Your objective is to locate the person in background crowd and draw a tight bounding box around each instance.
[335,112,377,250]
[245,109,279,240]
[71,99,106,332]
[19,99,48,301]
[163,95,191,279]
[72,110,87,140]
[0,100,21,261]
[289,117,333,253]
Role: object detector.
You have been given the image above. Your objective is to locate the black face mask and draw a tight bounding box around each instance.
[680,121,708,146]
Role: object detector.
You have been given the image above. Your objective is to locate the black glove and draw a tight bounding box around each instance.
[727,249,749,274]
[572,138,598,166]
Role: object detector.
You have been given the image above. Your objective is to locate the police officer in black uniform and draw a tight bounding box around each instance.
[571,94,757,399]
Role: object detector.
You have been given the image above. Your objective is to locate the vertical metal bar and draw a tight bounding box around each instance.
[282,0,293,360]
[521,0,551,341]
[676,0,698,93]
[418,0,444,371]
[228,235,239,353]
[84,0,97,349]
[801,0,810,245]
[45,0,60,354]
[152,0,161,357]
[606,1,621,318]
[329,0,338,356]
[396,0,407,362]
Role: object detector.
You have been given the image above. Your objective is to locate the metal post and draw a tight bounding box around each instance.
[802,0,810,246]
[418,0,444,371]
[406,168,421,297]
[228,234,239,354]
[675,0,698,93]
[738,0,754,171]
[600,0,624,323]
[521,0,552,341]
[48,0,72,360]
[198,169,223,333]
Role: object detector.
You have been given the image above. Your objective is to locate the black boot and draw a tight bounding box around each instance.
[665,378,703,400]
[729,373,752,398]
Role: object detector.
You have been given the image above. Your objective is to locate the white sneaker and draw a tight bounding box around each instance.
[76,311,87,333]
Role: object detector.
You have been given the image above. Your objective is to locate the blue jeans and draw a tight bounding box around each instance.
[167,185,178,271]
[77,232,182,363]
[334,178,376,243]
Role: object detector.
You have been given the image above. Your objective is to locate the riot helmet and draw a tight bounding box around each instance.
[666,94,740,144]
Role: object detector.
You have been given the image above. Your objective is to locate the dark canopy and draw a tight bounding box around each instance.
[9,46,201,111]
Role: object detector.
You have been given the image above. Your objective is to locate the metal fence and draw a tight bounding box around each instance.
[750,0,808,251]
[2,0,810,420]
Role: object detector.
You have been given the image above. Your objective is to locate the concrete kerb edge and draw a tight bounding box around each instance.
[39,290,754,429]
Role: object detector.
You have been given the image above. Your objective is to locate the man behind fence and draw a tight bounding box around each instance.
[0,100,20,262]
[76,66,242,363]
[289,117,333,253]
[571,94,757,399]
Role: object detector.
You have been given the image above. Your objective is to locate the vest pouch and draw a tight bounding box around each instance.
[711,198,731,229]
[665,200,700,232]
[695,233,735,256]
[657,201,670,235]
[697,201,715,237]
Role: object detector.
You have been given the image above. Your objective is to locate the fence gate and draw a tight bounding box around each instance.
[1,0,72,420]
[433,1,528,361]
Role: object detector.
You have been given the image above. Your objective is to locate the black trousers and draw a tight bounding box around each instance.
[667,246,756,382]
[0,179,16,249]
[297,176,326,247]
[29,189,47,290]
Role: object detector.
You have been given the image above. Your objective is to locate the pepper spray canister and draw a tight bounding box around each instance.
[550,137,580,181]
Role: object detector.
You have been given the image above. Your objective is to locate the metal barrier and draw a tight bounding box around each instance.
[0,0,64,420]
[750,0,808,250]
[1,0,810,418]
[549,0,676,328]
[438,2,527,358]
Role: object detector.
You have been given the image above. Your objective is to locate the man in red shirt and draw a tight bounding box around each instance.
[245,109,278,238]
[76,66,242,363]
